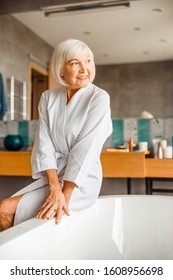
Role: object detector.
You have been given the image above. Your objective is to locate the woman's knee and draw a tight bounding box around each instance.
[0,195,23,215]
[0,196,22,231]
[0,199,10,214]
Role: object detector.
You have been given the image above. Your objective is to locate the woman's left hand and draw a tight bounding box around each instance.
[36,170,76,224]
[36,188,70,224]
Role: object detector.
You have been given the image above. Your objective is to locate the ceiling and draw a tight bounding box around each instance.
[4,0,173,65]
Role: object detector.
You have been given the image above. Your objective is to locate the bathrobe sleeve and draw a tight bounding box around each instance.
[63,91,112,187]
[31,92,57,179]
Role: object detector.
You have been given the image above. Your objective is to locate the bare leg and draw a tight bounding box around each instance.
[0,195,23,231]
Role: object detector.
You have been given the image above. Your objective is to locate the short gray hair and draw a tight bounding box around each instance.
[51,39,96,87]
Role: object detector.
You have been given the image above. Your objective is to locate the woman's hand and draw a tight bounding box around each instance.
[36,188,70,224]
[36,169,70,224]
[36,170,76,224]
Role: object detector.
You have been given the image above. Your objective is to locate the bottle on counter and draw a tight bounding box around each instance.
[159,139,167,159]
[129,137,134,152]
[158,146,163,159]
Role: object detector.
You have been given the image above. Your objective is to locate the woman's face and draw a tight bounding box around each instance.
[62,52,93,90]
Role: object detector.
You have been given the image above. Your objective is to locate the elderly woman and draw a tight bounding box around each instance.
[0,39,112,231]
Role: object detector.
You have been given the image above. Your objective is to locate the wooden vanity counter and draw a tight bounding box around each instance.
[100,151,145,178]
[0,151,32,176]
[145,158,173,178]
[0,150,173,178]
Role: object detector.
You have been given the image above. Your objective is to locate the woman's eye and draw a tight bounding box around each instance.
[71,62,78,66]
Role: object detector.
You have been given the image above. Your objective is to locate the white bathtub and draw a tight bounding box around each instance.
[0,195,173,260]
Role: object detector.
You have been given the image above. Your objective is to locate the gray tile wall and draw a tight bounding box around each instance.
[0,15,53,89]
[94,61,173,118]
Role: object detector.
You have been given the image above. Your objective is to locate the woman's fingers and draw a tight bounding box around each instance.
[37,204,50,218]
[36,192,70,223]
[48,210,57,219]
[43,206,57,219]
[55,204,70,224]
[36,194,58,218]
[63,204,70,216]
[55,208,63,224]
[37,202,53,218]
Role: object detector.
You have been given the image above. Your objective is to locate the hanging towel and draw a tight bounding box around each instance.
[0,73,8,120]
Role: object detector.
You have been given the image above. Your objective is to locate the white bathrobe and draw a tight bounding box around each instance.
[13,83,112,225]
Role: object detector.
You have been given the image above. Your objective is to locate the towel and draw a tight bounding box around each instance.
[0,73,8,120]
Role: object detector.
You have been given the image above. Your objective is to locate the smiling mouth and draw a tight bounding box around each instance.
[77,76,88,80]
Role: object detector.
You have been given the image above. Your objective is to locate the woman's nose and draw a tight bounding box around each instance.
[79,62,86,72]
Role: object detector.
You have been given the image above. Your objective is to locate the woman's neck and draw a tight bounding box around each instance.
[65,87,79,104]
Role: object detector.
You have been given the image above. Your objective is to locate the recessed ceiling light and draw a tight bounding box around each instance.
[83,31,91,35]
[152,8,163,12]
[159,39,167,43]
[134,27,141,31]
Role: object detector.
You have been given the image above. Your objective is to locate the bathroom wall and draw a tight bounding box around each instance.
[1,118,173,150]
[94,61,173,118]
[0,15,53,90]
[112,118,173,149]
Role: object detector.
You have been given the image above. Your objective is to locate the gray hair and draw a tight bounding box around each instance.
[51,38,96,87]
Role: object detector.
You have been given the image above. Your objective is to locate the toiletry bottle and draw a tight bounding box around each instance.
[158,146,163,159]
[129,137,134,152]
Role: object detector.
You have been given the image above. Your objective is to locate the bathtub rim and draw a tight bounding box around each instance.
[0,194,173,248]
